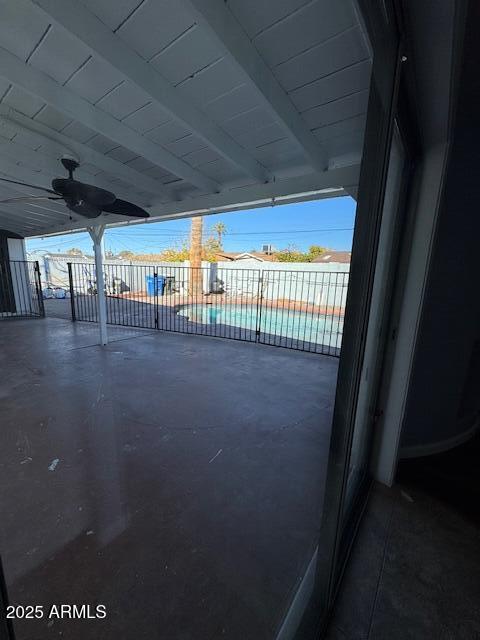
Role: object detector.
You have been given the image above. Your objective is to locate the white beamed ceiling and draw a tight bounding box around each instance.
[0,0,371,237]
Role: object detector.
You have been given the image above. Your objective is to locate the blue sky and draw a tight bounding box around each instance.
[26,196,356,256]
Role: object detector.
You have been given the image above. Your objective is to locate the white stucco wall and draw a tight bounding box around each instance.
[7,238,31,314]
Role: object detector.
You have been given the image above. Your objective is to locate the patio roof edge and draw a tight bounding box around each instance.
[26,165,359,239]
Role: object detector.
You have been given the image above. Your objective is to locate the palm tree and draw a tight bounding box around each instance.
[212,221,227,248]
[189,216,203,297]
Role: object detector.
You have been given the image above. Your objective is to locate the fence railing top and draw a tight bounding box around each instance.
[65,261,349,275]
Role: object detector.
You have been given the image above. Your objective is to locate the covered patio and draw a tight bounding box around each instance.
[1,316,338,639]
[0,1,370,637]
[1,0,477,638]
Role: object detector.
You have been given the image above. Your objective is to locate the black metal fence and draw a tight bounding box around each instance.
[0,260,44,319]
[67,262,348,356]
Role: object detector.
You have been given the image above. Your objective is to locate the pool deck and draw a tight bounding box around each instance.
[118,290,345,316]
[45,296,342,356]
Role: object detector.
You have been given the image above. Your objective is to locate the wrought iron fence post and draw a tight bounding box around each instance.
[255,270,264,342]
[67,262,76,321]
[154,268,159,329]
[34,261,45,317]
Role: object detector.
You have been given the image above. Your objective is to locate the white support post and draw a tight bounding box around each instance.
[88,225,108,346]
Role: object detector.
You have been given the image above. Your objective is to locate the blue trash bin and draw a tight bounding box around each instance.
[146,275,165,296]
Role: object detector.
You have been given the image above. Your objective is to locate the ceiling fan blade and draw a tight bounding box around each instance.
[52,178,116,206]
[0,176,58,195]
[0,196,63,204]
[102,198,149,218]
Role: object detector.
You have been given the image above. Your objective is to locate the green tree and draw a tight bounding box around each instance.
[274,244,328,262]
[211,221,227,248]
[160,242,189,262]
[307,245,326,260]
[203,236,222,262]
[66,247,83,255]
[118,250,135,259]
[274,245,306,262]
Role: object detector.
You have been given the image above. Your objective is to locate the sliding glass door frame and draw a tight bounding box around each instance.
[293,2,408,637]
[336,92,418,580]
[320,0,404,602]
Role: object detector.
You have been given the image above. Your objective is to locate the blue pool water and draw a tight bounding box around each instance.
[177,303,343,349]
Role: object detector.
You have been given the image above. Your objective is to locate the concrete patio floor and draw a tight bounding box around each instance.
[0,317,338,640]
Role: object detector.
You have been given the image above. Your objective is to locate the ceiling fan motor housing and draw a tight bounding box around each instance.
[51,177,116,218]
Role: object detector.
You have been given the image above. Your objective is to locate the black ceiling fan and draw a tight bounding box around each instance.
[0,157,149,219]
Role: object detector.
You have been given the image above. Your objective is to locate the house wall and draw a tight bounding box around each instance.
[6,237,26,261]
[399,146,480,455]
[6,237,31,314]
[399,3,480,456]
[372,143,450,483]
[372,0,478,482]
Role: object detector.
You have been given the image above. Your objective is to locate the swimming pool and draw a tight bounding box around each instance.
[177,303,343,350]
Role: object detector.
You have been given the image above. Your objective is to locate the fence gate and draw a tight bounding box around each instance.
[0,260,44,319]
[255,270,347,355]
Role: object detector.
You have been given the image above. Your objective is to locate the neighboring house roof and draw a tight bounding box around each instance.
[47,252,86,258]
[215,252,277,262]
[312,251,351,263]
[26,251,88,259]
[214,252,236,261]
[42,252,123,261]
